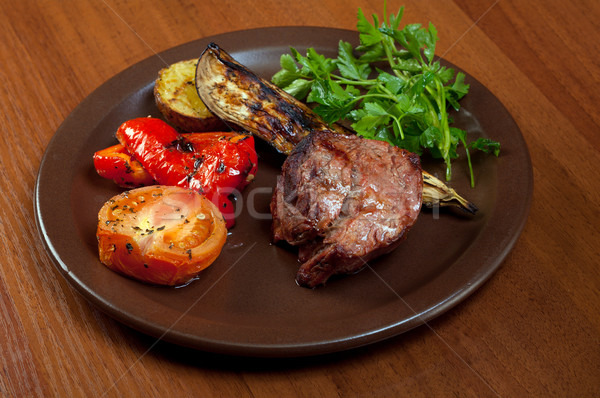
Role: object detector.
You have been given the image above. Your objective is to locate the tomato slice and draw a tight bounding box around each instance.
[97,185,227,286]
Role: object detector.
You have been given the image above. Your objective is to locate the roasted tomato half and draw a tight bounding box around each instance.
[97,185,227,286]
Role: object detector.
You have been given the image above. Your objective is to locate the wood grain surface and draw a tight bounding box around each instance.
[1,0,598,396]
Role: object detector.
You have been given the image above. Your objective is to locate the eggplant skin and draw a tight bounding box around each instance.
[196,43,346,155]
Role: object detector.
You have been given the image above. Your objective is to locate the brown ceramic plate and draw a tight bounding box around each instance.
[34,27,532,357]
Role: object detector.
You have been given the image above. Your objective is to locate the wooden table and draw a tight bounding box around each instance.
[1,0,598,396]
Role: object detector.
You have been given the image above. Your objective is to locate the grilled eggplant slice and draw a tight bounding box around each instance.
[195,43,352,154]
[154,59,226,132]
[196,43,477,214]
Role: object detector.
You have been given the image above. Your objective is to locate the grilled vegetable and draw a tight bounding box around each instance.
[422,171,478,213]
[195,43,353,155]
[93,143,156,188]
[112,117,258,227]
[97,185,227,286]
[154,59,227,132]
[196,43,477,214]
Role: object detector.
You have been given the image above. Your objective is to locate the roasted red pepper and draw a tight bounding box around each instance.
[96,117,257,228]
[184,132,258,196]
[93,144,156,187]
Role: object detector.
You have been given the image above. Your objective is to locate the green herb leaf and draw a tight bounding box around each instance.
[271,5,500,186]
[280,53,299,72]
[308,79,356,123]
[281,78,313,99]
[337,41,371,80]
[468,137,501,156]
[419,125,442,149]
[423,23,438,63]
[357,9,383,47]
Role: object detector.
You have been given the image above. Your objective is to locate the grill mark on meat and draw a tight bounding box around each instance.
[271,131,423,288]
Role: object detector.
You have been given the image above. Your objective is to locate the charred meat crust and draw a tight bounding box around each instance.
[271,131,423,288]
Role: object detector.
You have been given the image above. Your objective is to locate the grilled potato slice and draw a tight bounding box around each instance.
[154,59,227,132]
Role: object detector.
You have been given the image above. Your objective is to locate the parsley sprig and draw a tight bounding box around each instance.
[272,6,500,187]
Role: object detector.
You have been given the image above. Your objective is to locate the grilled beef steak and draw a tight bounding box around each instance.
[271,131,423,288]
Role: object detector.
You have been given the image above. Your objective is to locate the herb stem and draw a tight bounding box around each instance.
[331,76,378,86]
